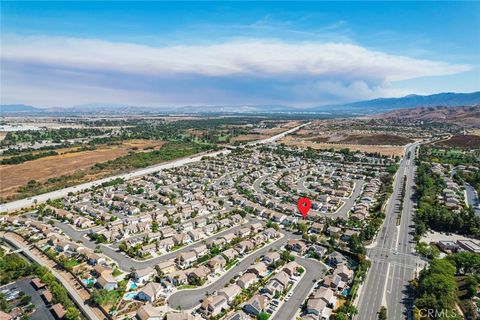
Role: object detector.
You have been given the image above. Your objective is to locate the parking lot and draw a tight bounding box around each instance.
[0,277,55,320]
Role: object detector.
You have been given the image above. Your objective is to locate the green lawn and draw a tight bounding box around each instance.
[225,259,238,270]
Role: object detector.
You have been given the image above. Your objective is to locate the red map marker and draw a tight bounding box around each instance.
[297,197,312,218]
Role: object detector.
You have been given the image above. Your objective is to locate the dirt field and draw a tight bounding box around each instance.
[231,134,269,142]
[467,129,480,137]
[435,135,480,148]
[333,134,413,146]
[280,136,405,157]
[0,139,164,198]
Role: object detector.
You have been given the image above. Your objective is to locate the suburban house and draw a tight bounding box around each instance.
[218,284,242,304]
[135,267,156,284]
[200,295,228,317]
[237,272,257,289]
[136,303,162,320]
[243,295,267,316]
[138,282,163,302]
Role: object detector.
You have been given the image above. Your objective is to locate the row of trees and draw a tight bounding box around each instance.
[412,252,480,320]
[0,249,81,320]
[1,150,58,165]
[414,163,480,237]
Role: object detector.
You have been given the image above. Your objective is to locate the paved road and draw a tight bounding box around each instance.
[167,234,291,309]
[273,256,327,320]
[254,171,363,219]
[1,233,103,320]
[465,183,480,217]
[0,123,309,214]
[0,149,229,213]
[167,229,327,313]
[355,143,421,320]
[46,213,262,270]
[0,278,55,320]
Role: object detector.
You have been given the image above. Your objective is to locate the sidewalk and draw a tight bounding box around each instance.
[1,232,105,320]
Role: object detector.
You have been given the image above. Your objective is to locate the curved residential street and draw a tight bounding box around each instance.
[167,229,327,314]
[273,256,327,320]
[167,235,290,309]
[0,123,309,214]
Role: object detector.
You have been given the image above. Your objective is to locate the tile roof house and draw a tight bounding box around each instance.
[243,294,267,316]
[138,282,163,302]
[136,303,162,320]
[176,251,197,269]
[237,272,258,289]
[311,287,337,306]
[200,295,228,317]
[208,255,227,273]
[221,248,239,262]
[135,267,156,284]
[282,261,301,277]
[218,284,242,303]
[247,262,268,277]
[168,270,188,286]
[263,252,280,266]
[157,259,176,275]
[306,297,332,319]
[188,266,210,281]
[96,272,118,291]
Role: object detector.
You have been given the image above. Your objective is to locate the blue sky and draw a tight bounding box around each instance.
[1,1,479,108]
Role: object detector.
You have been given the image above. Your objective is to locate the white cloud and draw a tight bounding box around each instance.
[0,34,473,107]
[2,35,471,80]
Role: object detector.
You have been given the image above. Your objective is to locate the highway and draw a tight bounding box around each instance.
[355,143,422,320]
[0,122,308,214]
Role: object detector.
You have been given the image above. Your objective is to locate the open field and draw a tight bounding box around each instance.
[329,133,413,145]
[0,139,164,199]
[231,134,269,142]
[435,135,480,148]
[280,136,405,157]
[469,129,480,136]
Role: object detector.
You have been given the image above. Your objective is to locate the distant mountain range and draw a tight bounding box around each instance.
[312,91,480,114]
[2,91,479,116]
[1,104,45,112]
[371,105,480,127]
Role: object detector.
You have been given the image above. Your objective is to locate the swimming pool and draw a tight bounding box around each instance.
[123,292,137,300]
[129,282,138,290]
[82,278,96,286]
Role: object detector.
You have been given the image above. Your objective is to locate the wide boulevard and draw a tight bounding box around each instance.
[355,143,422,320]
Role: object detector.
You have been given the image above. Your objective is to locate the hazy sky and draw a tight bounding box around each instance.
[1,1,479,108]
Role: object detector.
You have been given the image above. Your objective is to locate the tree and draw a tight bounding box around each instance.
[65,307,81,320]
[19,295,31,306]
[257,312,270,320]
[281,250,294,262]
[378,306,387,320]
[119,241,128,252]
[152,221,159,232]
[297,223,308,234]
